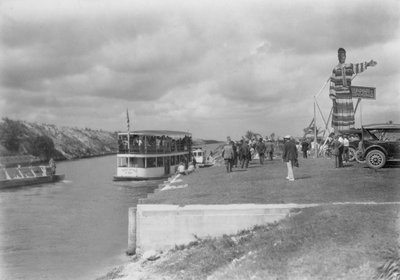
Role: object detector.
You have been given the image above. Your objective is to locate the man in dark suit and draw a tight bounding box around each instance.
[282,136,298,181]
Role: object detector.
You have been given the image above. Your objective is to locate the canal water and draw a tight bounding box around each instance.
[0,155,159,280]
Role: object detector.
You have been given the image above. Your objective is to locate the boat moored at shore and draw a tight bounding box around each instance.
[192,146,215,167]
[114,130,192,181]
[0,165,65,189]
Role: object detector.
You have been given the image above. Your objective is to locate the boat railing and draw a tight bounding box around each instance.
[0,168,10,180]
[1,166,52,180]
[118,146,191,154]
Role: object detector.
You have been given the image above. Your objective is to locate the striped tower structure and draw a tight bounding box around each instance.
[329,49,375,132]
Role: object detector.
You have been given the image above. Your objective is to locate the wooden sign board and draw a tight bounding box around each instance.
[351,86,376,99]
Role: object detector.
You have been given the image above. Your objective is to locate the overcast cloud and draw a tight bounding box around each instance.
[1,0,399,140]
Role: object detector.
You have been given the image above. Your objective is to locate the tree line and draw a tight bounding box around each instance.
[0,118,56,161]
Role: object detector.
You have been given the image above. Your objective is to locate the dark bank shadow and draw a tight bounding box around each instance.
[385,162,400,168]
[361,162,400,169]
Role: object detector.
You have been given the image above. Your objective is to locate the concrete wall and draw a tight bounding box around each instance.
[128,203,317,254]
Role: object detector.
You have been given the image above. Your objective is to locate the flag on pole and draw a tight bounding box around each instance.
[126,109,130,151]
[126,109,130,132]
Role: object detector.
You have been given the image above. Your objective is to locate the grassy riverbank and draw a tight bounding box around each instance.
[98,156,400,280]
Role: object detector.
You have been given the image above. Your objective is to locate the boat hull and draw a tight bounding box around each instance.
[0,174,65,189]
[113,175,167,181]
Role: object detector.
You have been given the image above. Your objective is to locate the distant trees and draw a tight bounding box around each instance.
[0,118,56,160]
[245,130,265,140]
[270,133,275,141]
[0,118,22,152]
[245,131,256,140]
[32,135,55,161]
[0,118,118,160]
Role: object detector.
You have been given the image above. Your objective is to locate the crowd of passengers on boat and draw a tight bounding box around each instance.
[118,134,192,154]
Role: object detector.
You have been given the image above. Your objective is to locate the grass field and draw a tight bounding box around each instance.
[144,155,400,205]
[99,154,400,280]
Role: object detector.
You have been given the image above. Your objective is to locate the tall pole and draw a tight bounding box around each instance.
[313,77,329,158]
[314,98,318,158]
[127,109,130,152]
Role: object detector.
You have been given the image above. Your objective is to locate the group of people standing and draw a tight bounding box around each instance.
[218,47,376,179]
[221,136,275,173]
[221,137,248,173]
[222,135,299,181]
[221,131,354,180]
[331,134,350,168]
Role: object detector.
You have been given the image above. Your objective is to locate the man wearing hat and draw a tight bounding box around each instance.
[265,138,274,161]
[255,137,266,165]
[282,135,298,181]
[329,48,377,133]
[222,136,234,173]
[239,139,251,169]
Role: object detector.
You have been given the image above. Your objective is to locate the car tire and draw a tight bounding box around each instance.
[348,147,356,162]
[355,150,366,163]
[366,150,386,169]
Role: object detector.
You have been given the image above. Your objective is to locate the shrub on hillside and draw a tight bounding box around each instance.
[32,135,55,161]
[0,118,22,152]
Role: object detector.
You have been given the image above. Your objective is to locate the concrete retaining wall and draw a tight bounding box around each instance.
[128,203,317,254]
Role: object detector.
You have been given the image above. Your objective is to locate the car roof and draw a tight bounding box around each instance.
[362,123,400,130]
[339,128,362,134]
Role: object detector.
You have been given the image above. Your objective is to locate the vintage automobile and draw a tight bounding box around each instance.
[360,123,400,169]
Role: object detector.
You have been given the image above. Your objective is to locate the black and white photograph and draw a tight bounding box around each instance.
[1,0,399,279]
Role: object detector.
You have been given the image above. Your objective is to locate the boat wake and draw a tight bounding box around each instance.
[61,180,73,184]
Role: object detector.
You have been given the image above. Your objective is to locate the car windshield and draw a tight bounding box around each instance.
[364,129,400,141]
[361,129,377,141]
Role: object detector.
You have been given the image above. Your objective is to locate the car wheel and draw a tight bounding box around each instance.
[348,147,356,162]
[355,150,366,163]
[366,150,386,169]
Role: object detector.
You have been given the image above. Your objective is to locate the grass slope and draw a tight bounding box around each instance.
[99,153,400,280]
[152,205,399,280]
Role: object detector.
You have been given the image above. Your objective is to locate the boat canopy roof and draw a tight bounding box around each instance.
[118,130,191,137]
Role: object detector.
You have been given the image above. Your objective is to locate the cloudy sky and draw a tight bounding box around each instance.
[1,0,399,140]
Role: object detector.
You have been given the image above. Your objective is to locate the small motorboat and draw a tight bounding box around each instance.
[192,147,215,168]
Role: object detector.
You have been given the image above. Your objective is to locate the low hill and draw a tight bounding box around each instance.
[192,139,223,146]
[0,118,221,166]
[0,118,118,164]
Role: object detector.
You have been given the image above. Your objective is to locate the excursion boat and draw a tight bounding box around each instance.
[0,165,65,189]
[113,130,192,181]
